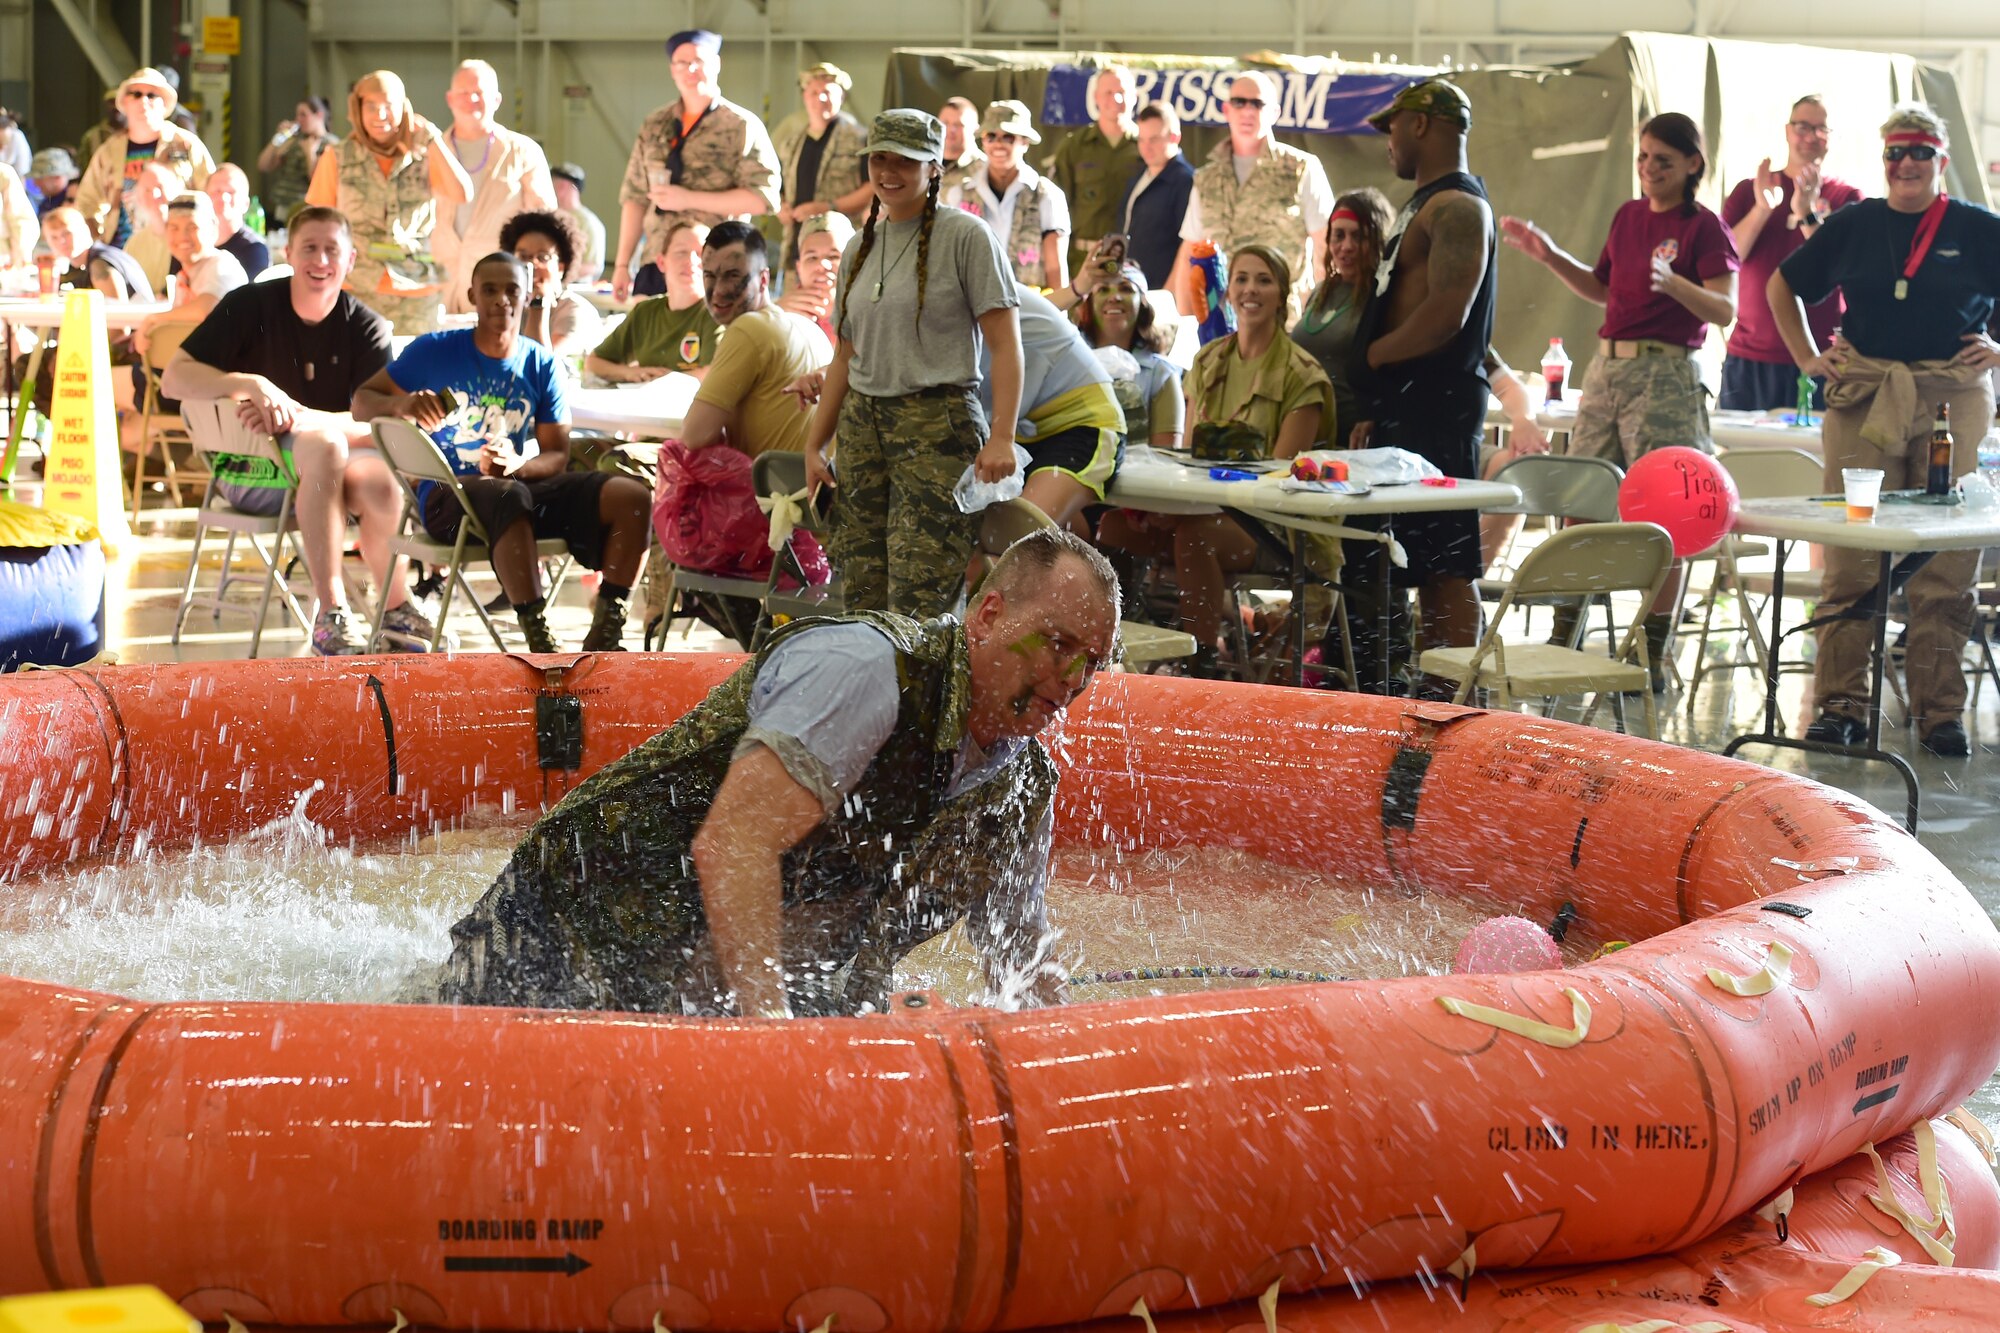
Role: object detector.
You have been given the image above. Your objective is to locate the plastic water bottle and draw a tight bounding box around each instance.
[1794,373,1815,429]
[1540,338,1570,405]
[245,195,267,237]
[1187,241,1235,344]
[1978,430,2000,489]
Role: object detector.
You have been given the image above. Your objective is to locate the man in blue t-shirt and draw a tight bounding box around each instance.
[354,252,652,652]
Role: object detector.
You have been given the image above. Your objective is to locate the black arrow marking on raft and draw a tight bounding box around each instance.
[443,1253,591,1276]
[1570,817,1588,869]
[1853,1086,1900,1115]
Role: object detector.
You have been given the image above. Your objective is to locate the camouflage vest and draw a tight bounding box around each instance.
[443,611,1058,1014]
[1000,173,1056,288]
[330,135,448,301]
[1192,140,1313,293]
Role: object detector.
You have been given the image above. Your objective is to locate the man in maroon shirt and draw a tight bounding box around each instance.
[1719,95,1863,410]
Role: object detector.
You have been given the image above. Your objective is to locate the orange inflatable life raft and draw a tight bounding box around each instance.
[2,655,1999,1332]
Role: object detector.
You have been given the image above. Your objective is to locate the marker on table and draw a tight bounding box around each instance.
[1209,468,1258,482]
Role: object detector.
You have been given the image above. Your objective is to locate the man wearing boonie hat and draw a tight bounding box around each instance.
[944,99,1072,290]
[29,147,80,218]
[613,29,780,303]
[1170,69,1332,319]
[773,61,871,271]
[548,162,605,282]
[75,67,215,247]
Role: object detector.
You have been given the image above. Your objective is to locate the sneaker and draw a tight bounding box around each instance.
[311,607,372,656]
[1802,711,1867,747]
[378,602,455,653]
[1920,720,1971,758]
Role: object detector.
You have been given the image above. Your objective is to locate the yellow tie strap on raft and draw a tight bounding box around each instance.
[1576,1321,1732,1333]
[758,487,809,552]
[1755,1186,1796,1239]
[652,1314,670,1333]
[1861,1121,1957,1266]
[1805,1246,1902,1307]
[386,1312,408,1333]
[1127,1298,1160,1333]
[809,1318,836,1333]
[1444,1241,1476,1285]
[1946,1106,1998,1167]
[1257,1280,1281,1333]
[223,1316,249,1333]
[1704,941,1795,997]
[1436,988,1591,1048]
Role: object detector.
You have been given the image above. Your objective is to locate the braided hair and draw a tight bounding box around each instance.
[911,169,940,333]
[835,193,882,342]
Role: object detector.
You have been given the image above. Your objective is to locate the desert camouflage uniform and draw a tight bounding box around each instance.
[322,129,452,334]
[1564,350,1713,467]
[949,164,1063,290]
[619,96,782,267]
[831,389,987,618]
[772,109,869,264]
[437,611,1059,1016]
[1190,138,1315,304]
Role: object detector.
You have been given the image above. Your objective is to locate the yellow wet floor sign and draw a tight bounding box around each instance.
[39,289,131,554]
[0,1287,197,1333]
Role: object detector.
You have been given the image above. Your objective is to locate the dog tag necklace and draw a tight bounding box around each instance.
[872,226,923,301]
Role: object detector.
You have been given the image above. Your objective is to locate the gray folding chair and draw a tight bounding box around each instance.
[1479,453,1628,647]
[172,399,313,656]
[370,418,574,651]
[1422,522,1676,738]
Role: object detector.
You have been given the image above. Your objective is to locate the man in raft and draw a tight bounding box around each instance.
[439,527,1119,1018]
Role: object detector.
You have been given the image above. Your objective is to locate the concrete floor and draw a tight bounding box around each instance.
[46,507,2000,1125]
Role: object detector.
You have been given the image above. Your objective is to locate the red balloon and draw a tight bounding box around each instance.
[1617,446,1740,557]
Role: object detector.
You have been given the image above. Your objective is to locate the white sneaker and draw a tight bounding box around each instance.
[377,601,455,652]
[311,607,372,656]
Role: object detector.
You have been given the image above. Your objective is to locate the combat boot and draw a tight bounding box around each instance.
[581,591,630,653]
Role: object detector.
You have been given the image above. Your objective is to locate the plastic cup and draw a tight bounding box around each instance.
[35,253,56,297]
[1842,467,1883,523]
[647,166,671,191]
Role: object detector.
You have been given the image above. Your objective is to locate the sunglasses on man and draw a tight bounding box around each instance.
[1226,96,1265,110]
[1883,144,1939,163]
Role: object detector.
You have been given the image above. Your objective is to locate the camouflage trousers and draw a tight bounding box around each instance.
[350,285,443,337]
[831,388,985,618]
[1564,349,1713,466]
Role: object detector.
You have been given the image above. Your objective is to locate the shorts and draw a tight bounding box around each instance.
[212,443,298,516]
[1367,375,1485,583]
[1023,423,1123,501]
[1719,354,1825,413]
[1566,352,1712,467]
[422,469,614,571]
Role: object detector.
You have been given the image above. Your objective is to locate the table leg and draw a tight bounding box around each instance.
[1289,529,1307,686]
[1378,519,1394,695]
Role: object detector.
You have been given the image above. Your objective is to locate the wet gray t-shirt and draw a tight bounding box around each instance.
[833,205,1018,398]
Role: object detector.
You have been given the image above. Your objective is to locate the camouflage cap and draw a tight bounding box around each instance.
[859,109,944,161]
[31,147,78,179]
[797,211,857,251]
[980,99,1042,144]
[800,62,853,91]
[1366,78,1471,132]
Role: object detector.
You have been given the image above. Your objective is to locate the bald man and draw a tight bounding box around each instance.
[433,59,557,315]
[201,163,270,279]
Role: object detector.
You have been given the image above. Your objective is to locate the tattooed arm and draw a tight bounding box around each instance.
[1364,192,1492,370]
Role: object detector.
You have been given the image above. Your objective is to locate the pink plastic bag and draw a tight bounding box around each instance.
[652,441,831,589]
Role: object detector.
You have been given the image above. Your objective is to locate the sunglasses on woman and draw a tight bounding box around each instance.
[1883,144,1939,163]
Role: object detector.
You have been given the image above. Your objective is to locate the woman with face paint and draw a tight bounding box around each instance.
[1768,103,2000,758]
[1500,111,1740,689]
[302,70,473,334]
[800,109,1024,619]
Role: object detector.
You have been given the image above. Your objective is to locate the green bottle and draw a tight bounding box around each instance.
[1795,373,1814,429]
[245,194,267,237]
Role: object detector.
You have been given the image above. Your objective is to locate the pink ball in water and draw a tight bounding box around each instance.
[1453,916,1563,974]
[1618,446,1740,557]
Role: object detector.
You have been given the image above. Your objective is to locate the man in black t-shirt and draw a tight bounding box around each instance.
[162,205,438,656]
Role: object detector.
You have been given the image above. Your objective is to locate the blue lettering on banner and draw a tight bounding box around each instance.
[1041,64,1418,136]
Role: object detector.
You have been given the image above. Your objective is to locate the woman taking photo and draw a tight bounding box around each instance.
[1499,110,1739,686]
[1053,248,1182,449]
[1768,103,2000,757]
[258,96,336,227]
[1099,243,1331,675]
[304,71,472,334]
[802,109,1024,618]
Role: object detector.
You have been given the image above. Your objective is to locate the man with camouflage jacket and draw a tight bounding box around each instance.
[612,29,781,301]
[439,528,1120,1020]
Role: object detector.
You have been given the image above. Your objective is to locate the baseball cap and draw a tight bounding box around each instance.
[665,30,722,60]
[550,161,586,190]
[859,109,944,162]
[799,62,853,91]
[797,212,857,251]
[1366,78,1472,133]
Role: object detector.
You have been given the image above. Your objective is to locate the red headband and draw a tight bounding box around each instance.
[1885,130,1945,148]
[1329,207,1361,225]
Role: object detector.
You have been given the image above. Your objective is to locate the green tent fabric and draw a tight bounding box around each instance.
[885,34,1985,375]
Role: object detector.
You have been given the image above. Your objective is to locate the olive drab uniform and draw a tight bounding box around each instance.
[1046,123,1141,265]
[619,96,782,268]
[438,612,1059,1017]
[772,109,869,265]
[1190,138,1315,306]
[322,129,452,334]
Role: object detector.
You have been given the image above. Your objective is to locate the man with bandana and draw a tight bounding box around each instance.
[438,527,1120,1019]
[612,29,781,302]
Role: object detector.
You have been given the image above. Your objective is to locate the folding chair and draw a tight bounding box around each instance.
[643,449,840,650]
[975,497,1196,671]
[370,418,574,652]
[171,398,313,656]
[1685,447,1825,714]
[1478,453,1628,647]
[1421,522,1676,738]
[130,320,208,516]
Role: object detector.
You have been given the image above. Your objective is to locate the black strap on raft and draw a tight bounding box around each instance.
[1760,901,1813,919]
[535,666,584,770]
[364,674,398,796]
[1380,748,1433,831]
[1548,901,1578,944]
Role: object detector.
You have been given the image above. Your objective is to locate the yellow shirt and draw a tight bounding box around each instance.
[1026,380,1124,441]
[690,307,833,457]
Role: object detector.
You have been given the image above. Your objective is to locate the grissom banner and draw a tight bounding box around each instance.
[41,288,130,552]
[1040,64,1416,134]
